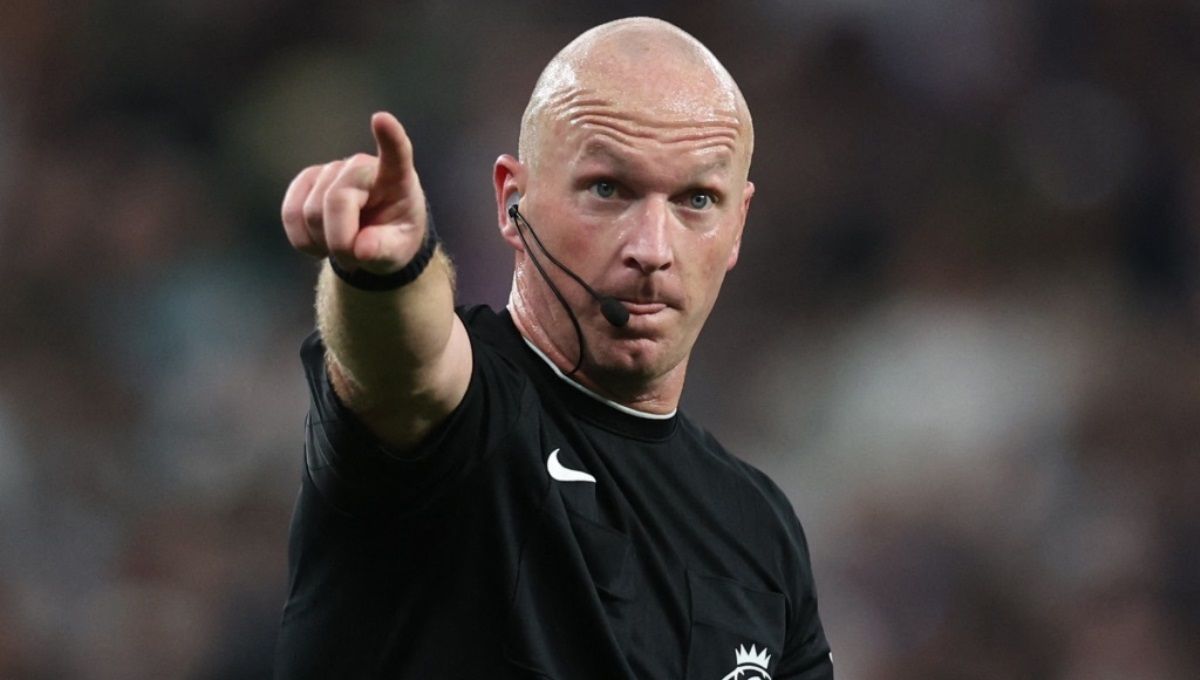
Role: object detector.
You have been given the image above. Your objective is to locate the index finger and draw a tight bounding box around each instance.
[371,111,412,190]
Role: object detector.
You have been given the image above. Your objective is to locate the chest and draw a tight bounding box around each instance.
[488,415,789,679]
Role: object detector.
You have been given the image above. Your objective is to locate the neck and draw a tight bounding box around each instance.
[508,286,684,415]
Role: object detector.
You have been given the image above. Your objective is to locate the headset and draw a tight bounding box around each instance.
[507,199,629,374]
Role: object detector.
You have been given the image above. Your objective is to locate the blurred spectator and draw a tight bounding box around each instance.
[1,0,1197,677]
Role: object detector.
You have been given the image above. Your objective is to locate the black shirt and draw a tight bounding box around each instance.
[275,305,833,679]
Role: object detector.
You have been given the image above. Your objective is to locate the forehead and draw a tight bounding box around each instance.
[543,86,746,173]
[573,137,735,183]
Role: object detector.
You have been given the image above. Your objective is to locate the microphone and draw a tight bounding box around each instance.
[599,295,632,328]
[508,205,630,327]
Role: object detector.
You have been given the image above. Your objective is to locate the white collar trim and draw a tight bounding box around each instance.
[513,318,677,421]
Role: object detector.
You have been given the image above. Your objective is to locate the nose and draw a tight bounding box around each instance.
[622,198,673,275]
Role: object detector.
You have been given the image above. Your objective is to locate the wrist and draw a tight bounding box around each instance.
[329,211,440,292]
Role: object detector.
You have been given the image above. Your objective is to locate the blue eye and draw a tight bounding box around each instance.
[689,192,715,210]
[592,181,617,198]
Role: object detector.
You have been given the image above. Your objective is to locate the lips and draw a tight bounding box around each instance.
[617,300,668,315]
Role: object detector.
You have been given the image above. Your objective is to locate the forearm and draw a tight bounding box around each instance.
[316,247,468,441]
[283,112,471,449]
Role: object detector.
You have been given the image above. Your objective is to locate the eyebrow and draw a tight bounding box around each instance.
[578,141,732,179]
[579,142,631,171]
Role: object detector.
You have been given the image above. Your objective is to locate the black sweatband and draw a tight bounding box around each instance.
[329,212,440,291]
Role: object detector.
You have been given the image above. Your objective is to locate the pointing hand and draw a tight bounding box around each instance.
[281,112,428,274]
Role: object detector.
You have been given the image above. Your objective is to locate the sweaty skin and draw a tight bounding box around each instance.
[497,17,755,414]
[519,21,753,171]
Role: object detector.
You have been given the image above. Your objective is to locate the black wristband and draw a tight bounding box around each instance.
[329,211,440,291]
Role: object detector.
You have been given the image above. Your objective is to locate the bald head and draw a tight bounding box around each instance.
[519,18,753,174]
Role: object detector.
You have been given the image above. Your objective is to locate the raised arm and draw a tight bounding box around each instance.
[280,112,472,451]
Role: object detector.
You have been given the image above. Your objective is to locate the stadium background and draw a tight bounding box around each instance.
[2,0,1198,677]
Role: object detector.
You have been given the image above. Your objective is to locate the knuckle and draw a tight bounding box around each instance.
[324,191,356,212]
[281,204,304,227]
[302,199,324,226]
[297,164,321,182]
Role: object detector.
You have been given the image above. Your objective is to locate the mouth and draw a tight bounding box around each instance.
[617,300,669,316]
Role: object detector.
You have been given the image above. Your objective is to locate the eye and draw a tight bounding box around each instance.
[591,181,618,199]
[688,191,717,210]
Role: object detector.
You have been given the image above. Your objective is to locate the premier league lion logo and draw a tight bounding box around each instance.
[720,643,772,680]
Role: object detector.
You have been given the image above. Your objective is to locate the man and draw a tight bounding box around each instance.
[275,17,833,679]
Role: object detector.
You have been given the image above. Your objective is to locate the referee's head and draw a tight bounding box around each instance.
[518,18,754,175]
[494,18,756,396]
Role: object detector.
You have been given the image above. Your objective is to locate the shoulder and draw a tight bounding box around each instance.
[296,305,543,514]
[676,415,812,549]
[457,304,517,346]
[455,304,547,396]
[676,416,784,499]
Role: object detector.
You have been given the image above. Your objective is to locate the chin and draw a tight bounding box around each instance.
[594,337,676,380]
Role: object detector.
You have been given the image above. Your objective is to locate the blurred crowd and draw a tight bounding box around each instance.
[1,0,1197,677]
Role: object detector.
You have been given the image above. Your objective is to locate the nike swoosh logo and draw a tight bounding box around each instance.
[546,449,596,483]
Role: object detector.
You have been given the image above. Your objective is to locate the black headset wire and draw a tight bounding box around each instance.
[509,205,589,375]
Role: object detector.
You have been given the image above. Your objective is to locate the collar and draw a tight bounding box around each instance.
[500,309,678,441]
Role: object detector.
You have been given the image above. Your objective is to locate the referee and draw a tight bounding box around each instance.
[275,17,832,679]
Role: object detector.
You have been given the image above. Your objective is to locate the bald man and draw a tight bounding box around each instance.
[276,18,832,679]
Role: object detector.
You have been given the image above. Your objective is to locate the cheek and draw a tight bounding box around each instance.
[558,222,598,261]
[701,229,738,270]
[684,240,735,302]
[552,219,615,285]
[568,214,626,257]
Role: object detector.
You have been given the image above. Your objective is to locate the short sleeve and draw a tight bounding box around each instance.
[298,323,530,517]
[775,517,834,679]
[755,478,834,679]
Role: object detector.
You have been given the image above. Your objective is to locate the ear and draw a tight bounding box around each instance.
[726,180,755,271]
[494,155,525,252]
